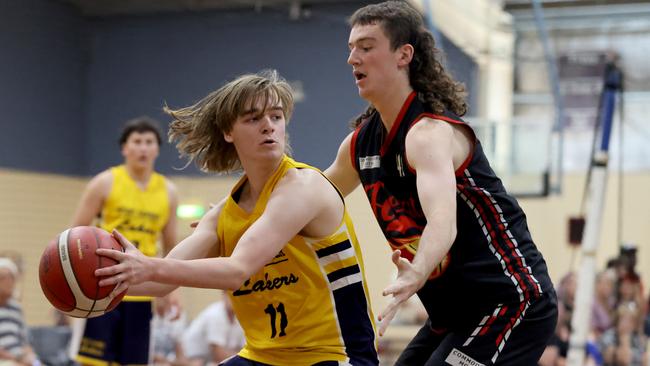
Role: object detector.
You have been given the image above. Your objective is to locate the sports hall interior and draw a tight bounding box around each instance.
[2,0,650,364]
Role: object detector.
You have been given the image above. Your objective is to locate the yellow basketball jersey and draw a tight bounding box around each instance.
[217,156,378,366]
[100,165,170,258]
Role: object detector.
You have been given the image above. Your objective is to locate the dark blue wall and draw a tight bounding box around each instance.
[1,0,477,176]
[84,5,367,175]
[0,0,87,175]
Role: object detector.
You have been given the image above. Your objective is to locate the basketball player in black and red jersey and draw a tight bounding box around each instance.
[325,1,557,365]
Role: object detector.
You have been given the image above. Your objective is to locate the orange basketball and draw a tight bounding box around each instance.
[39,226,126,318]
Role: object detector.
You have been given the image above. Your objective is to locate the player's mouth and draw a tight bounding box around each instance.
[354,71,367,84]
[261,138,277,145]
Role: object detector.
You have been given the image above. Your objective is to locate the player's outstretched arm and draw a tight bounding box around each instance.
[325,132,360,197]
[97,173,326,293]
[378,119,458,335]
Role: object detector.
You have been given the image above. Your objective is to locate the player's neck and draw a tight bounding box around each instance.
[373,84,413,131]
[240,157,282,205]
[124,164,154,188]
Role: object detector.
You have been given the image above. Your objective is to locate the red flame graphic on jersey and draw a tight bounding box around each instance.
[364,181,425,253]
[364,181,451,280]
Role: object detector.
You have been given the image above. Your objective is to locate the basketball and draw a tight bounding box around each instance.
[38,226,126,318]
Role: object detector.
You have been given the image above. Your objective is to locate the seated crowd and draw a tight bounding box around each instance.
[539,245,650,366]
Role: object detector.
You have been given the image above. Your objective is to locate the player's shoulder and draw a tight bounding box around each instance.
[407,116,457,147]
[163,176,178,195]
[96,167,115,180]
[410,115,455,132]
[282,165,326,187]
[272,166,332,205]
[88,168,114,191]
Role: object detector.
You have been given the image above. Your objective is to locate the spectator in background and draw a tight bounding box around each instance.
[539,285,573,366]
[600,302,647,366]
[540,271,603,366]
[617,273,644,312]
[592,269,616,337]
[0,258,39,366]
[618,244,639,279]
[181,296,244,366]
[558,272,577,321]
[151,294,186,365]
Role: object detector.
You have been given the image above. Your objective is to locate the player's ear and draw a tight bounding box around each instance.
[397,43,414,67]
[223,131,233,143]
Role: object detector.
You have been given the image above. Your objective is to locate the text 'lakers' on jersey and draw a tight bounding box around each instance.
[217,156,378,366]
[101,165,170,258]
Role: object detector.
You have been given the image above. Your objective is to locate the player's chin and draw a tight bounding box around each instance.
[358,87,373,100]
[257,147,283,160]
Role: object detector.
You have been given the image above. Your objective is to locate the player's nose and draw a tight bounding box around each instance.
[347,49,359,66]
[260,116,274,134]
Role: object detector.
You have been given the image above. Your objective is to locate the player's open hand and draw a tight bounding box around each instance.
[95,229,153,297]
[378,249,426,336]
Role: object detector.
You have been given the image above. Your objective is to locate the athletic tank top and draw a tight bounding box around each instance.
[217,155,378,366]
[101,165,170,258]
[351,92,553,328]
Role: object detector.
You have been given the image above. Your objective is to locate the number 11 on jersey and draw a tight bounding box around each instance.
[264,302,288,338]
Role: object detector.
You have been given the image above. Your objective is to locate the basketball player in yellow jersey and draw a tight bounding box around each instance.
[95,70,379,366]
[70,117,179,366]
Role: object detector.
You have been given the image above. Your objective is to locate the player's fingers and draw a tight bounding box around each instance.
[97,274,120,287]
[378,295,401,322]
[382,282,400,297]
[95,264,119,278]
[111,229,135,250]
[377,306,398,336]
[390,249,401,265]
[96,248,123,260]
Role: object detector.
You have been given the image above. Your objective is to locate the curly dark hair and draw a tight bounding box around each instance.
[349,1,467,127]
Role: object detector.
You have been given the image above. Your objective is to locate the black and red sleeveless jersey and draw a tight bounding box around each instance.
[351,92,554,328]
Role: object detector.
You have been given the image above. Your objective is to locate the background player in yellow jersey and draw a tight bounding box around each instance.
[70,117,179,365]
[94,70,379,366]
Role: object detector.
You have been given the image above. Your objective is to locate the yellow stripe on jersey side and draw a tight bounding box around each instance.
[308,230,350,251]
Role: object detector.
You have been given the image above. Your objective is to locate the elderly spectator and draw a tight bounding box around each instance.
[0,258,39,366]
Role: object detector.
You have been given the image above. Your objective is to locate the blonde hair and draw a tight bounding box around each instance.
[166,70,294,173]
